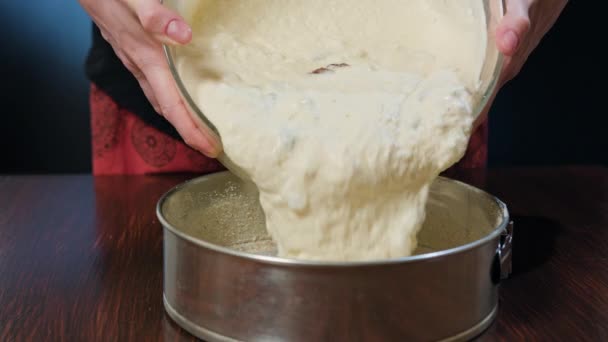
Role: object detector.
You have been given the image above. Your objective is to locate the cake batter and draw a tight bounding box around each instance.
[176,0,488,261]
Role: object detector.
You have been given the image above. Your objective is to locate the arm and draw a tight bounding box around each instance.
[78,0,220,157]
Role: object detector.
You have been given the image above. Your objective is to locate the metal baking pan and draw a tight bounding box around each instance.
[158,171,512,341]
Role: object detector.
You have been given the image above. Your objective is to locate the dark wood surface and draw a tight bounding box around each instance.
[1,167,607,341]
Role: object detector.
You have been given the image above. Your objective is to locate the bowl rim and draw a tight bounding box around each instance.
[156,171,510,267]
[477,0,506,114]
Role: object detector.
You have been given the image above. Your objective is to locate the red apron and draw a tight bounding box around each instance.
[90,84,487,177]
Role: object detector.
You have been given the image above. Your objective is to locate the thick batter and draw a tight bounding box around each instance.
[176,0,487,261]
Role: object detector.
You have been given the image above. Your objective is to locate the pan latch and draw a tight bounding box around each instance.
[498,221,514,280]
[491,221,514,284]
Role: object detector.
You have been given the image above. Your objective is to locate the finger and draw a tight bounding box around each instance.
[99,28,112,43]
[123,0,192,45]
[496,0,531,56]
[126,59,161,112]
[137,52,222,157]
[112,48,161,112]
[137,77,161,113]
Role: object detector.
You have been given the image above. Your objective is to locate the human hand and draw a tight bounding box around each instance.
[79,0,221,157]
[475,0,568,129]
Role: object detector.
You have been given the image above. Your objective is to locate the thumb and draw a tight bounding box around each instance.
[124,0,192,45]
[496,0,531,56]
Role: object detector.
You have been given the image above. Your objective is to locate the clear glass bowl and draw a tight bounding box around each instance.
[163,0,504,179]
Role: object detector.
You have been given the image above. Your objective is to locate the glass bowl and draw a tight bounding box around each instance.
[163,0,504,179]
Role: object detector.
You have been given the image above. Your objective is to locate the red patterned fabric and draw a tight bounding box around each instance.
[90,84,223,175]
[90,84,487,175]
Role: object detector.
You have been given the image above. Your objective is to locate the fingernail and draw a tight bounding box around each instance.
[166,20,192,44]
[503,30,520,54]
[202,134,221,158]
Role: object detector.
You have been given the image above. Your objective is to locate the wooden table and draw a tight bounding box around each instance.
[1,167,607,341]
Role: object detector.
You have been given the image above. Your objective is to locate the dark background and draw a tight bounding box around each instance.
[0,1,605,174]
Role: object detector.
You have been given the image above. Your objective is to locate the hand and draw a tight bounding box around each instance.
[79,0,221,157]
[475,0,568,129]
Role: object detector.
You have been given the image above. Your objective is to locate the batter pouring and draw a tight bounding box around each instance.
[176,0,488,261]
